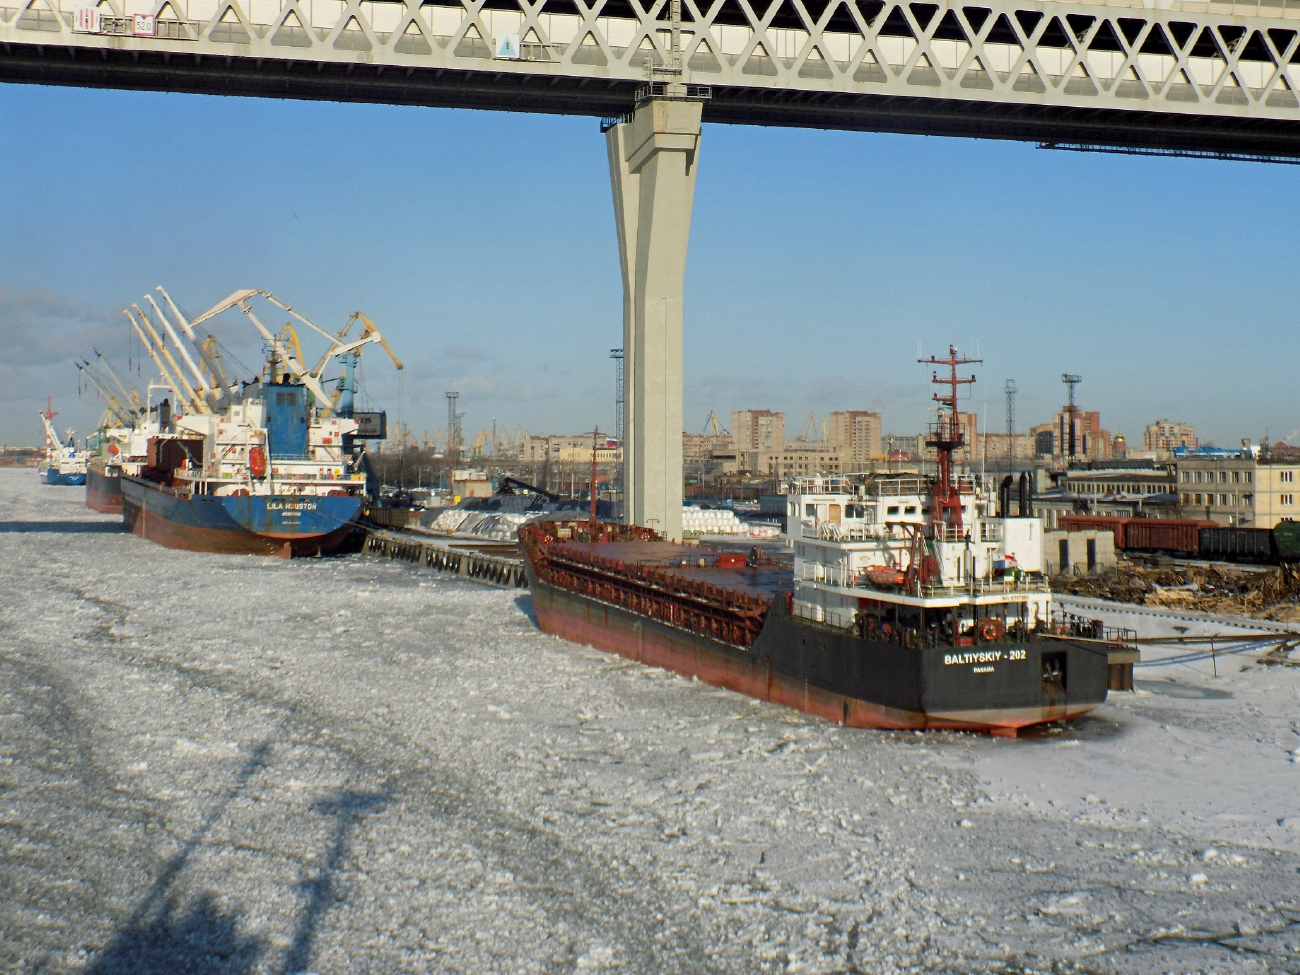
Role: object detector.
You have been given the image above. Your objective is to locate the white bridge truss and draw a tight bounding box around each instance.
[5,0,1300,152]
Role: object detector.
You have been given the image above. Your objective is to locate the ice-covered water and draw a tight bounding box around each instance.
[1,468,1297,974]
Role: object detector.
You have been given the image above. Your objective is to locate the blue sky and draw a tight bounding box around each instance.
[2,80,1297,450]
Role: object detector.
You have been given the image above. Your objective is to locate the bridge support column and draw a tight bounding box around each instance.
[606,92,702,542]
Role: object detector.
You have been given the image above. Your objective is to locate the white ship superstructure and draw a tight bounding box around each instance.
[787,472,1051,644]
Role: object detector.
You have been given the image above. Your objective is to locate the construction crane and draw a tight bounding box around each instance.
[795,412,827,442]
[703,410,728,437]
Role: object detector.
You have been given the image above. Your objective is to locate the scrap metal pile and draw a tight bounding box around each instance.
[1054,562,1300,620]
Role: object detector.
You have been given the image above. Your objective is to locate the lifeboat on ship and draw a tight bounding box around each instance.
[864,565,906,588]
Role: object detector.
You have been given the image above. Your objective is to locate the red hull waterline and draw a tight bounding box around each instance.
[123,499,354,559]
[530,581,1092,737]
[86,481,122,515]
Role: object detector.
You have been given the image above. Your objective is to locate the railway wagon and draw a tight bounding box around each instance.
[1273,521,1300,561]
[1199,526,1274,562]
[1124,519,1216,555]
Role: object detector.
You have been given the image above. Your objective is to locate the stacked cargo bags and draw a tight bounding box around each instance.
[682,506,747,535]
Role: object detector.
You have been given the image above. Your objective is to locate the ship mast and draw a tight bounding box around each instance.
[919,345,980,533]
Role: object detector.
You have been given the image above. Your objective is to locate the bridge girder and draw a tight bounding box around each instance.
[4,0,1300,154]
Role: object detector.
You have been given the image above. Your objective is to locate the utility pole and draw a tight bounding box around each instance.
[610,348,624,443]
[1061,373,1081,463]
[1004,379,1017,459]
[445,391,461,470]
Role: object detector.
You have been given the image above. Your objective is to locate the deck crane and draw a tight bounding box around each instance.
[91,348,136,410]
[188,291,402,412]
[142,293,220,412]
[307,310,404,418]
[123,306,192,414]
[155,286,237,402]
[75,358,136,429]
[188,289,334,406]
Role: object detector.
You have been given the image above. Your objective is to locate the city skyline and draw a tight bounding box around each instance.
[3,84,1299,448]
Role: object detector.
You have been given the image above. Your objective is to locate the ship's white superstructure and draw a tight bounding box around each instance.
[785,472,1053,645]
[38,411,88,484]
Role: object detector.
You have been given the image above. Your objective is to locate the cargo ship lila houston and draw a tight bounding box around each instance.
[521,349,1134,736]
[115,287,400,558]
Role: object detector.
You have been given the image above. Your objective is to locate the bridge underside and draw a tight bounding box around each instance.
[5,43,1300,155]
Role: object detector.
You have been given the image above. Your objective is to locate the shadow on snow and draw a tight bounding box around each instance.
[0,520,124,534]
[86,740,389,975]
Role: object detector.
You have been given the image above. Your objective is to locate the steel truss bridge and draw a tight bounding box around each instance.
[6,0,1300,154]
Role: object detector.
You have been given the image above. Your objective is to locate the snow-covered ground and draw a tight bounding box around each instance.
[0,467,1297,975]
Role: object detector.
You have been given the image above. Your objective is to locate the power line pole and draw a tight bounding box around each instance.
[1004,379,1017,456]
[445,391,461,469]
[1061,373,1081,463]
[610,348,624,443]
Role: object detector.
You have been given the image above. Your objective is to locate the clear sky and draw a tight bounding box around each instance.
[2,80,1297,450]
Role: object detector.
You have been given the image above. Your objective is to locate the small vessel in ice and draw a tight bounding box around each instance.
[38,398,87,486]
[521,348,1131,735]
[113,287,401,558]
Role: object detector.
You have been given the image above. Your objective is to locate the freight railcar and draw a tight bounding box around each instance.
[1124,519,1215,555]
[1199,526,1274,563]
[1058,514,1300,563]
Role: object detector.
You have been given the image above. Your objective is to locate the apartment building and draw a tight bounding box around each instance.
[1175,455,1300,528]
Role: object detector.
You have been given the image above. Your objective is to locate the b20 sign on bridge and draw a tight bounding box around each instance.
[4,0,1300,154]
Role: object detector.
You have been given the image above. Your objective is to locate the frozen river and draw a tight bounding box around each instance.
[1,468,1297,974]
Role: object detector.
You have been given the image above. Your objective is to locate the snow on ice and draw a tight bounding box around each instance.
[0,469,1298,974]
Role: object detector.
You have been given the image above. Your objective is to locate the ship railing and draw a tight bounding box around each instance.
[797,562,1049,597]
[1048,613,1139,647]
[801,522,893,542]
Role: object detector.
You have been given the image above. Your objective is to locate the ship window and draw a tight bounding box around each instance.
[805,504,816,518]
[904,505,917,515]
[887,505,900,516]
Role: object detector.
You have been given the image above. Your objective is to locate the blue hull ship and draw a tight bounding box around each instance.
[41,467,87,486]
[122,475,362,558]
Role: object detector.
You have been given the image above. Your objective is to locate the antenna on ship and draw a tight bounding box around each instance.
[919,345,981,533]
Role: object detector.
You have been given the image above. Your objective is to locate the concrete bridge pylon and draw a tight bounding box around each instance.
[605,87,703,542]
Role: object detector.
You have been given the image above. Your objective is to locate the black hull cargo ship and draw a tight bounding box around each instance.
[520,523,1121,736]
[519,348,1133,736]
